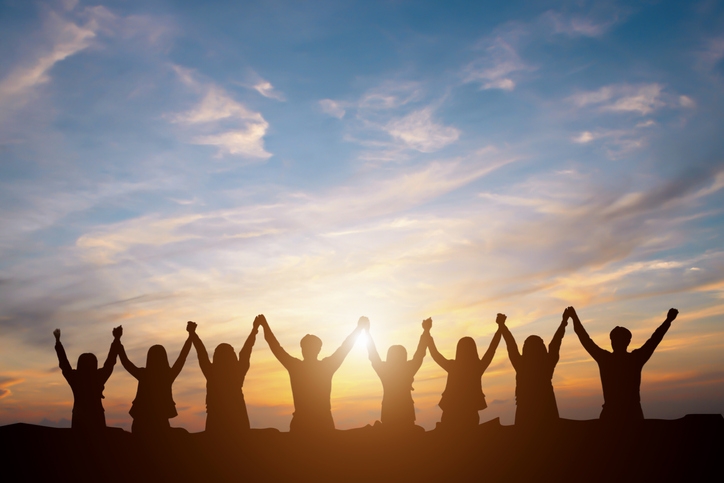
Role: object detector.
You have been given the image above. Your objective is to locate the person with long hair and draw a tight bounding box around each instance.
[497,311,567,428]
[53,326,121,431]
[115,322,194,435]
[189,317,260,435]
[365,318,430,430]
[427,317,502,430]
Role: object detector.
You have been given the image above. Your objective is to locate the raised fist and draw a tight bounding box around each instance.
[666,308,679,322]
[53,328,61,341]
[187,321,197,333]
[496,313,507,325]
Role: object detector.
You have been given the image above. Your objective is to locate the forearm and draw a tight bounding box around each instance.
[54,342,72,372]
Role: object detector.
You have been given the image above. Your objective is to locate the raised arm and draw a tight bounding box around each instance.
[239,316,261,368]
[636,308,677,364]
[569,306,606,361]
[98,326,122,383]
[327,316,367,371]
[190,324,211,379]
[409,318,431,372]
[480,323,502,372]
[366,326,383,373]
[548,310,568,366]
[259,315,295,369]
[53,329,72,376]
[426,327,453,372]
[496,314,521,371]
[115,334,142,380]
[170,322,194,381]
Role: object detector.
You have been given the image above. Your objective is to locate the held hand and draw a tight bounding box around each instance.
[357,316,370,331]
[422,317,432,331]
[112,325,123,340]
[187,321,197,334]
[666,308,679,322]
[561,308,570,326]
[567,306,579,321]
[496,313,507,325]
[256,314,268,328]
[53,328,61,341]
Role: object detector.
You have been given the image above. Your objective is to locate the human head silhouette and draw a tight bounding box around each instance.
[77,353,98,374]
[522,335,547,362]
[300,334,322,361]
[455,337,479,363]
[609,326,632,353]
[213,343,237,367]
[386,345,408,365]
[146,345,170,372]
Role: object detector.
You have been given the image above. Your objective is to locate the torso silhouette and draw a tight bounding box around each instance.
[439,361,487,412]
[130,368,178,421]
[203,361,250,431]
[374,361,417,425]
[514,357,558,424]
[287,358,337,431]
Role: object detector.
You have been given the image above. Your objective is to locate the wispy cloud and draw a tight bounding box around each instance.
[252,80,285,101]
[464,36,528,91]
[569,84,667,115]
[170,67,271,159]
[319,99,346,118]
[542,10,624,38]
[384,108,459,152]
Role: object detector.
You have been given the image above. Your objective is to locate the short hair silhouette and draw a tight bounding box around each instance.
[189,318,259,435]
[365,318,429,430]
[498,312,566,428]
[260,314,367,433]
[570,306,678,423]
[116,322,194,435]
[427,318,502,430]
[53,327,119,431]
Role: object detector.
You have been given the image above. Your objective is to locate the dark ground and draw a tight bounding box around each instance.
[1,415,722,482]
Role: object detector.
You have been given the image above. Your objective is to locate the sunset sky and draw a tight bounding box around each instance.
[1,0,723,432]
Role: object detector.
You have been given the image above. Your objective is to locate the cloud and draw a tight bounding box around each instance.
[252,80,285,101]
[319,99,346,119]
[0,12,96,110]
[170,69,271,159]
[464,37,528,91]
[569,84,667,115]
[542,10,623,38]
[383,108,460,152]
[0,377,23,399]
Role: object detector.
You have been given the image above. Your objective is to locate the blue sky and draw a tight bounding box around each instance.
[1,0,723,431]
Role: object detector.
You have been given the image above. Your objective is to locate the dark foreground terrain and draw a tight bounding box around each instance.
[2,415,722,482]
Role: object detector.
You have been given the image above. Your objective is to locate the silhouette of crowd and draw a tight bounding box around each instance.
[53,307,679,436]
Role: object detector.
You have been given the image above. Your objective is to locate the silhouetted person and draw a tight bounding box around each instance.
[189,317,260,435]
[116,322,194,435]
[259,314,367,433]
[427,318,502,430]
[497,311,566,428]
[53,326,121,431]
[365,318,430,430]
[570,306,679,423]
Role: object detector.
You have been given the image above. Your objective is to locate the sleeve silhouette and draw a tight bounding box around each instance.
[409,328,428,373]
[239,321,259,367]
[480,328,502,371]
[548,318,567,367]
[170,334,193,381]
[327,323,363,371]
[366,334,383,374]
[570,307,607,361]
[98,340,118,384]
[117,343,142,380]
[499,322,521,371]
[260,316,296,369]
[635,309,677,364]
[427,334,453,372]
[191,332,211,379]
